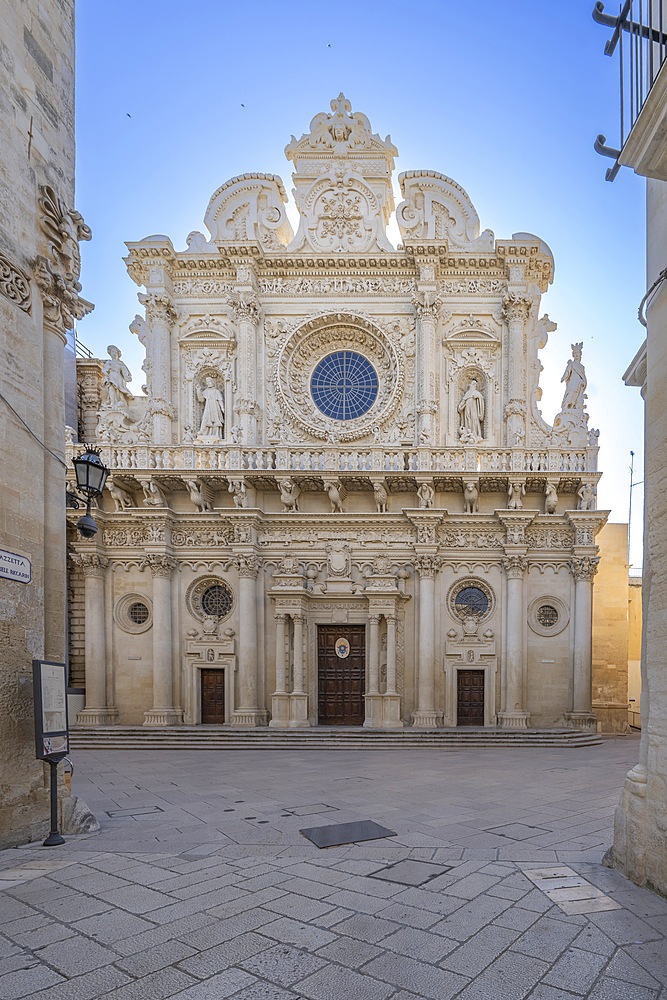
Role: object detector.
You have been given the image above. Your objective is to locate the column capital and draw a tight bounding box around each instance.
[230,290,259,324]
[569,555,600,582]
[415,554,440,578]
[236,553,260,578]
[142,553,177,578]
[368,613,382,626]
[274,612,287,623]
[502,554,527,579]
[411,288,442,320]
[71,552,108,577]
[502,293,532,324]
[292,613,305,625]
[141,292,177,326]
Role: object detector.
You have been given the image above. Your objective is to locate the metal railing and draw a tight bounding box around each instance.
[593,1,667,179]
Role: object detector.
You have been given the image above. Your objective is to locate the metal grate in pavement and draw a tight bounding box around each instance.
[299,819,397,848]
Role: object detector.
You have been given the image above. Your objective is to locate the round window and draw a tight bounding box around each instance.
[454,586,489,617]
[447,579,494,624]
[128,602,149,625]
[536,605,559,629]
[528,596,570,637]
[310,351,379,420]
[201,584,233,618]
[186,577,235,623]
[114,593,153,634]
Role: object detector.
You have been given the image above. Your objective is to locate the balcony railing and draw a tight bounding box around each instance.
[594,1,667,179]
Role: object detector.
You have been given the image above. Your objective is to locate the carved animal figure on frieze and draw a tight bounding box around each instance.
[463,481,479,514]
[106,477,134,511]
[373,481,388,513]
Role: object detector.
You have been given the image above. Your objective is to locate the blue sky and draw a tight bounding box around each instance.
[75,1,647,564]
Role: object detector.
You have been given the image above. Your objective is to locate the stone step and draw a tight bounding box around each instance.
[70,726,602,751]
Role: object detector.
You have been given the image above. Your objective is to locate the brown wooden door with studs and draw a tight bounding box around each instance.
[457,669,485,726]
[201,669,225,724]
[317,625,366,725]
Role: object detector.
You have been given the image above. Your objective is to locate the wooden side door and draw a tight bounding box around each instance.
[457,669,485,726]
[201,669,225,724]
[317,624,365,725]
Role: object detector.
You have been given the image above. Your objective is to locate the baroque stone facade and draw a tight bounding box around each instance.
[68,95,607,731]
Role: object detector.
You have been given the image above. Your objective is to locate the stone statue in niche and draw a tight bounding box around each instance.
[279,478,300,512]
[417,483,434,509]
[102,345,134,410]
[196,377,225,439]
[577,482,596,511]
[458,378,485,443]
[545,482,558,515]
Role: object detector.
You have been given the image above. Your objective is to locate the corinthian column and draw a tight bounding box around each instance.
[413,273,440,448]
[143,554,181,726]
[502,294,532,447]
[74,554,118,725]
[141,293,177,445]
[231,274,260,445]
[289,612,309,727]
[364,613,383,728]
[499,554,530,728]
[566,555,600,730]
[269,612,290,727]
[232,555,267,726]
[412,556,442,727]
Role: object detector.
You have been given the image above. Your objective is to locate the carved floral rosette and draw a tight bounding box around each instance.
[275,313,402,442]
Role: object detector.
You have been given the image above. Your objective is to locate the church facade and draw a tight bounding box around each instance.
[67,95,607,731]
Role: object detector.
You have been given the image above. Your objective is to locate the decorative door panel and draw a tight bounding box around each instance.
[201,669,225,724]
[457,669,485,726]
[317,624,365,725]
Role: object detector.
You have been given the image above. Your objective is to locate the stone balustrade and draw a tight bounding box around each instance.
[66,442,597,476]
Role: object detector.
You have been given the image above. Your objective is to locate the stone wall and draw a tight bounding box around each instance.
[0,0,81,847]
[592,523,630,732]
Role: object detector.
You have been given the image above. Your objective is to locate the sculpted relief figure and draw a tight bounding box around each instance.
[458,379,485,443]
[463,481,479,514]
[577,482,596,511]
[551,342,589,447]
[106,477,134,511]
[102,345,134,410]
[544,482,558,515]
[417,483,434,509]
[186,478,214,513]
[507,481,526,510]
[324,479,345,514]
[197,377,225,439]
[279,478,300,512]
[373,481,388,513]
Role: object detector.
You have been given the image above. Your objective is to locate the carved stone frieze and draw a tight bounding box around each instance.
[0,250,31,313]
[526,526,574,549]
[259,275,416,296]
[103,526,147,547]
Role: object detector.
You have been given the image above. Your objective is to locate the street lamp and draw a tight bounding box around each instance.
[72,446,108,538]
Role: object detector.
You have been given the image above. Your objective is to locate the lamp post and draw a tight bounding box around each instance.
[72,447,108,538]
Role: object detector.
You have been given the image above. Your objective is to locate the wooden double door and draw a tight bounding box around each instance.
[318,625,365,725]
[457,669,485,726]
[201,669,225,724]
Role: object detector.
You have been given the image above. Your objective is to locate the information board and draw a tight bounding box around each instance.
[32,660,69,760]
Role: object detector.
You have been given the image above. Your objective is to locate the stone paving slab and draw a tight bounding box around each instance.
[0,737,666,998]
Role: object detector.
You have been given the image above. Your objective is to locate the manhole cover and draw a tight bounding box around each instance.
[369,860,452,886]
[300,820,396,849]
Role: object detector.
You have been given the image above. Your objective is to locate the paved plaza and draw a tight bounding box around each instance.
[1,736,666,999]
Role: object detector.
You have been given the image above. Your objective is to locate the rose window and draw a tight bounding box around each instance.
[310,351,379,420]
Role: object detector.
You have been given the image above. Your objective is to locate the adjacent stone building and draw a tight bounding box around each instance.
[0,0,93,845]
[68,95,607,733]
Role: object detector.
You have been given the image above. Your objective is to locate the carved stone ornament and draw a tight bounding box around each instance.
[502,293,532,325]
[502,555,527,579]
[37,185,93,336]
[70,552,108,577]
[203,173,293,248]
[0,249,31,312]
[396,170,494,250]
[569,555,600,582]
[415,555,441,578]
[142,554,177,578]
[276,313,402,442]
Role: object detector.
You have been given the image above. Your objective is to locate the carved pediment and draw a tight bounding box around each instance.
[396,171,494,251]
[204,173,293,249]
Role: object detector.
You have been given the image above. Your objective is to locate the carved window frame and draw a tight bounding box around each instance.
[186,576,235,623]
[114,593,153,634]
[447,578,495,624]
[527,596,570,637]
